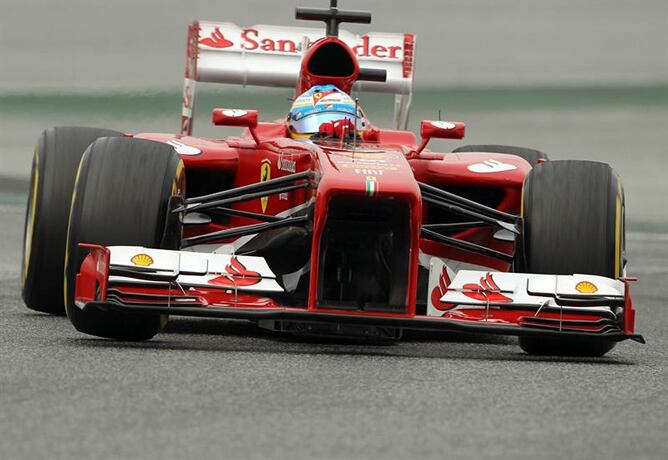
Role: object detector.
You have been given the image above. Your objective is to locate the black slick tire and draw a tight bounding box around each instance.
[519,160,625,357]
[64,137,184,340]
[21,127,123,315]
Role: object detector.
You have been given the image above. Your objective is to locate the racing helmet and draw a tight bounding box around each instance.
[287,84,368,139]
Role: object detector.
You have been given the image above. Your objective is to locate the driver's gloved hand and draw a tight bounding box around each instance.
[317,119,356,139]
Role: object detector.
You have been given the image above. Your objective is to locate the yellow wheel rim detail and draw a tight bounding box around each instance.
[63,155,86,308]
[614,194,622,278]
[22,151,39,287]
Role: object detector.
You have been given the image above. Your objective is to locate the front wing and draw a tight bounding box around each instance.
[74,244,644,344]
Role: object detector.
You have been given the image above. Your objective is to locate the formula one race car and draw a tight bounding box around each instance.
[21,1,643,356]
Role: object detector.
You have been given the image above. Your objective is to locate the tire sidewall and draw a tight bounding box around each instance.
[64,137,184,340]
[21,127,123,315]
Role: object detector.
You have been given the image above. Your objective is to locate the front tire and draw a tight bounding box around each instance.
[519,160,625,356]
[22,127,123,315]
[64,137,184,340]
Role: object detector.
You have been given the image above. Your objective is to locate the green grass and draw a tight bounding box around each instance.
[0,191,27,206]
[2,85,666,120]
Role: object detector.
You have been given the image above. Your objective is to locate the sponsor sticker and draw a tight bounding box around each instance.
[467,159,518,174]
[199,26,404,61]
[199,27,234,48]
[209,256,261,287]
[312,89,338,105]
[222,109,248,117]
[431,121,456,130]
[462,273,512,303]
[575,281,598,294]
[355,168,384,176]
[130,253,154,267]
[430,264,456,311]
[328,149,388,159]
[365,176,378,196]
[167,139,201,156]
[182,79,195,114]
[278,156,297,173]
[339,161,399,171]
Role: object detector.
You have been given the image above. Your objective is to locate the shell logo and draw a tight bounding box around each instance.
[130,253,154,267]
[575,281,598,294]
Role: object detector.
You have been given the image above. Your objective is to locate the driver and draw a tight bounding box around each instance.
[287,84,371,140]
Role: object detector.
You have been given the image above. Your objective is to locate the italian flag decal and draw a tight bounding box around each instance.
[365,176,378,196]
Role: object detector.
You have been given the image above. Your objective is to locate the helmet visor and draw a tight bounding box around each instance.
[289,111,361,135]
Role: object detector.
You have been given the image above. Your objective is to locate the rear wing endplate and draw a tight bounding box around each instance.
[181,22,416,134]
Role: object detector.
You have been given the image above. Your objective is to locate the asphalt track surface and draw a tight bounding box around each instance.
[1,197,667,460]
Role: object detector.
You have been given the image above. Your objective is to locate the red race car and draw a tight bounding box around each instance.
[21,1,643,356]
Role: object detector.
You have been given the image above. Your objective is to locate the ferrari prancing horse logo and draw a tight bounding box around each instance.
[260,159,271,213]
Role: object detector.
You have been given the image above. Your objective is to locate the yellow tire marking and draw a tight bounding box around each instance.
[172,159,185,196]
[64,151,178,331]
[63,155,86,308]
[22,151,39,287]
[614,195,622,278]
[164,158,184,326]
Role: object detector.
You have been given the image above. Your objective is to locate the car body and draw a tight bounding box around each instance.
[26,1,643,355]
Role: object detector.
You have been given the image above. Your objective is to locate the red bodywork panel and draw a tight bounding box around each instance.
[75,126,638,342]
[136,126,528,272]
[72,30,641,346]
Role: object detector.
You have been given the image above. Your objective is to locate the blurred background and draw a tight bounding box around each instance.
[1,0,666,230]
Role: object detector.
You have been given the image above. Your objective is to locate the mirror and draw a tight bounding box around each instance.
[212,108,260,144]
[212,108,258,127]
[408,120,466,157]
[420,120,465,140]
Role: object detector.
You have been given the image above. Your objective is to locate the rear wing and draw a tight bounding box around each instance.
[181,22,416,134]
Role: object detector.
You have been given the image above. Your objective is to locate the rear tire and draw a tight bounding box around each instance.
[64,137,184,340]
[452,144,549,167]
[21,127,123,315]
[519,160,624,356]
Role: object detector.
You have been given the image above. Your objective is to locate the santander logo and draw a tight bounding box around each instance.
[199,27,234,48]
[209,256,261,287]
[199,27,403,60]
[462,273,512,303]
[430,265,456,311]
